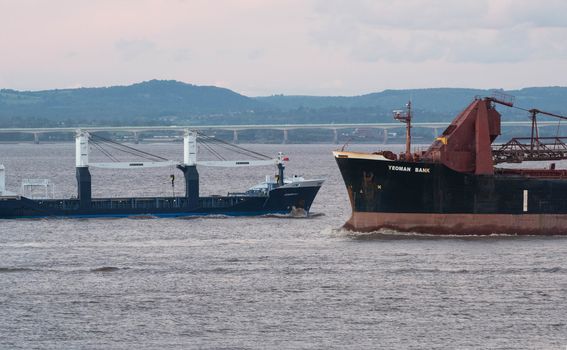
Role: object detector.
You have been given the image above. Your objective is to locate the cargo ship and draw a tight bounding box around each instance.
[334,95,567,235]
[0,130,324,219]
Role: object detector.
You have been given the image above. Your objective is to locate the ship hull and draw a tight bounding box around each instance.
[335,151,567,235]
[0,185,322,219]
[346,212,567,235]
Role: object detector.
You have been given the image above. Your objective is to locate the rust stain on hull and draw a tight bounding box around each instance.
[346,212,567,236]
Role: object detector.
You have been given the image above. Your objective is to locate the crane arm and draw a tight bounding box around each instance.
[89,161,179,169]
[197,159,276,167]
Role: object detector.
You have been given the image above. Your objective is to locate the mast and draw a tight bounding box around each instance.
[276,152,286,186]
[76,129,90,167]
[177,129,199,206]
[394,100,412,160]
[75,129,92,207]
[184,129,197,166]
[529,109,539,152]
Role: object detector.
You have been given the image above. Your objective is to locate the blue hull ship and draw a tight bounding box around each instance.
[0,131,324,219]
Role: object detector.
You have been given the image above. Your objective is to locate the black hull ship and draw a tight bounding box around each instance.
[335,96,567,235]
[0,131,323,219]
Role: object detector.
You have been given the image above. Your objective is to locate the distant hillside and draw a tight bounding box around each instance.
[1,80,566,127]
[0,80,265,127]
[257,87,567,122]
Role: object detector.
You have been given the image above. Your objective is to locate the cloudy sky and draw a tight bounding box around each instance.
[1,0,566,95]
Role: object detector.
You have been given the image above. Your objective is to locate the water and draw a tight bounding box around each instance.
[1,143,566,349]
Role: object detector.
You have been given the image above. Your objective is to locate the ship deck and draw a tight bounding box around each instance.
[495,168,567,179]
[12,194,267,212]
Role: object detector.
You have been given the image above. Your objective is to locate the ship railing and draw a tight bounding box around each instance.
[0,195,21,200]
[488,91,515,107]
[492,137,567,164]
[32,199,79,210]
[495,168,567,179]
[227,192,248,196]
[228,190,267,197]
[21,179,54,199]
[200,196,247,209]
[31,196,252,211]
[89,197,186,210]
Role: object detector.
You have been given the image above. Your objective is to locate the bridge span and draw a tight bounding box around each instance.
[0,121,559,144]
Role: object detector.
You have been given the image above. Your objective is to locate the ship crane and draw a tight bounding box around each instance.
[526,108,567,152]
[74,129,291,206]
[79,129,287,169]
[489,98,567,164]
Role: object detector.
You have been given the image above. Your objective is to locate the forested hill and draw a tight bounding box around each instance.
[0,80,265,127]
[1,80,566,127]
[256,87,567,122]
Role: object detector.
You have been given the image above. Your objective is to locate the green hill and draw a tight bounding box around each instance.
[0,80,265,127]
[257,87,567,122]
[1,80,566,127]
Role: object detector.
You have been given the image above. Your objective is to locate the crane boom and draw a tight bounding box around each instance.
[89,161,179,169]
[197,160,276,167]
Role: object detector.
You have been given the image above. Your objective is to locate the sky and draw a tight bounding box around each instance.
[1,0,566,96]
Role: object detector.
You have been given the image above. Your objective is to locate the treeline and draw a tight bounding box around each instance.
[1,80,566,128]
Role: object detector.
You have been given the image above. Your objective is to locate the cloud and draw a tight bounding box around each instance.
[114,39,157,61]
[173,48,192,62]
[310,0,567,63]
[314,0,567,30]
[248,49,264,61]
[1,0,566,94]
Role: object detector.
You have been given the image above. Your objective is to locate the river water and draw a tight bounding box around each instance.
[0,143,566,349]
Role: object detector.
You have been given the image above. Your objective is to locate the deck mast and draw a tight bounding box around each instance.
[394,100,412,160]
[177,129,199,206]
[75,129,92,207]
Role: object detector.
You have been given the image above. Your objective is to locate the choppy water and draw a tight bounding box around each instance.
[1,143,566,349]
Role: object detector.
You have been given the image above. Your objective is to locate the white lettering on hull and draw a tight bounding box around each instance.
[388,165,431,174]
[388,165,411,172]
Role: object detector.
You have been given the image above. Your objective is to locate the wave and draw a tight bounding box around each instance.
[509,267,564,274]
[533,267,562,273]
[390,268,470,274]
[127,215,158,220]
[0,267,35,273]
[90,266,126,273]
[342,228,567,240]
[388,267,564,275]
